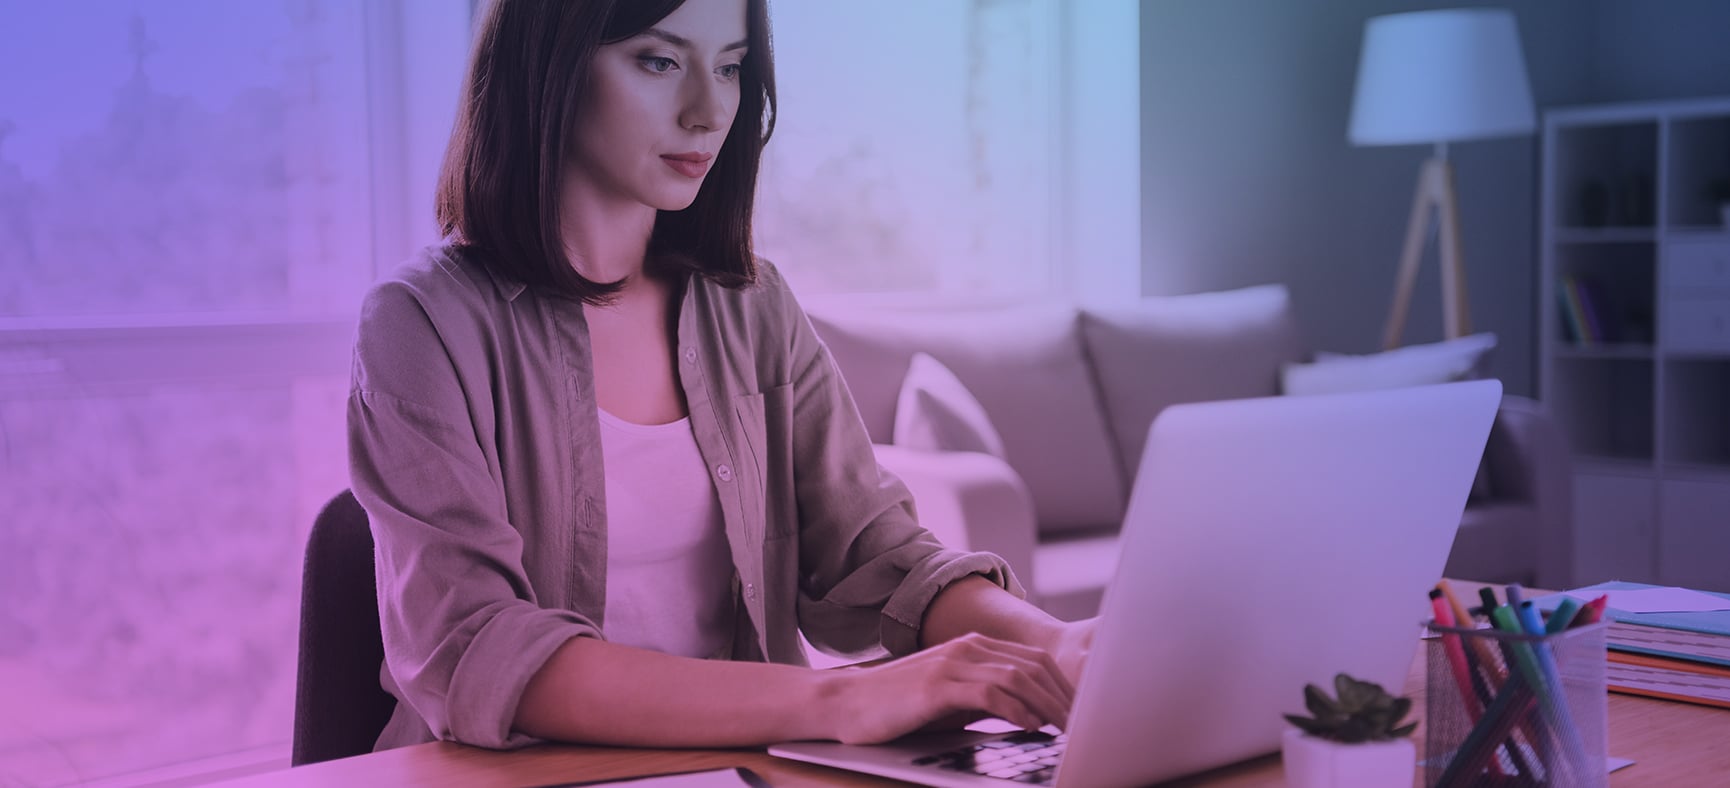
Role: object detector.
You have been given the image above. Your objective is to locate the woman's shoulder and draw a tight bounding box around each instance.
[693,256,804,327]
[357,240,520,339]
[366,240,502,311]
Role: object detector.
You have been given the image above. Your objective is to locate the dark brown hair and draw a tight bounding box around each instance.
[436,0,776,303]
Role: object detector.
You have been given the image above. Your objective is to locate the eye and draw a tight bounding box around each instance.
[638,55,678,74]
[718,63,743,80]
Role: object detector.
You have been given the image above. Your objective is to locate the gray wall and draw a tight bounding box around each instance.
[1140,0,1730,398]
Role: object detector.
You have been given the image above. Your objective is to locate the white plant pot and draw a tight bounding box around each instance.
[1281,728,1415,788]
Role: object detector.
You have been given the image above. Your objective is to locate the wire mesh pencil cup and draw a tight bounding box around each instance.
[1422,620,1607,788]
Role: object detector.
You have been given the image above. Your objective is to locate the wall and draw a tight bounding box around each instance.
[1138,0,1730,398]
[1589,0,1730,104]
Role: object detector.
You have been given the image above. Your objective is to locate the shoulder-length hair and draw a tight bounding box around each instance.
[436,0,776,303]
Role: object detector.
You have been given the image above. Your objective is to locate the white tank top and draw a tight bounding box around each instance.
[597,406,735,659]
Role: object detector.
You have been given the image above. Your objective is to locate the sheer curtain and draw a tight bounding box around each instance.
[758,0,1063,297]
[0,1,466,782]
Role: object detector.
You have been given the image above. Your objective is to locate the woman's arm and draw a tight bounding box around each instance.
[514,628,1078,747]
[513,636,831,746]
[920,575,1097,690]
[919,575,1065,652]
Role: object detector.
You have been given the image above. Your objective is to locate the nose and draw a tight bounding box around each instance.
[679,72,732,133]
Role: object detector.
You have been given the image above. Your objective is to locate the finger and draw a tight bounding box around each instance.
[947,659,1069,731]
[953,635,1075,709]
[952,633,1073,700]
[940,680,1044,732]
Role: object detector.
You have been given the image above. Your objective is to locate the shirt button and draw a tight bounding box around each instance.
[715,464,733,482]
[745,583,757,601]
[683,347,698,364]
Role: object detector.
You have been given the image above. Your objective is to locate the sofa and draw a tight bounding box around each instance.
[803,285,1573,621]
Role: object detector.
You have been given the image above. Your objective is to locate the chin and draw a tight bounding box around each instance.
[648,188,703,212]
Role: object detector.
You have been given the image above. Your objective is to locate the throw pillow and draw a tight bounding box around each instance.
[1081,284,1307,484]
[893,352,1008,459]
[808,303,1127,533]
[1280,333,1498,396]
[1281,332,1499,500]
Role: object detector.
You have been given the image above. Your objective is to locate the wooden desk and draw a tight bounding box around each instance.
[230,584,1730,787]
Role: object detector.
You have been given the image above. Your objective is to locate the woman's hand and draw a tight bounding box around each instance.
[818,632,1076,745]
[1050,617,1097,691]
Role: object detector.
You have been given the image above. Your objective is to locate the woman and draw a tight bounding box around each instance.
[348,0,1093,752]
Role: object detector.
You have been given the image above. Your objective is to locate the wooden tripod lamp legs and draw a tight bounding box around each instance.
[1382,157,1473,351]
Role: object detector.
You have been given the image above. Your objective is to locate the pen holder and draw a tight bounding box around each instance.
[1422,620,1608,788]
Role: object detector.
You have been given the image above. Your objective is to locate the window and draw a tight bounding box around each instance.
[0,1,467,782]
[757,0,1139,302]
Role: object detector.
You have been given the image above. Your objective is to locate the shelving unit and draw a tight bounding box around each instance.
[1541,96,1730,592]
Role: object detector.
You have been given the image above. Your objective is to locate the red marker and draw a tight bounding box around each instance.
[1432,590,1485,718]
[1573,594,1610,627]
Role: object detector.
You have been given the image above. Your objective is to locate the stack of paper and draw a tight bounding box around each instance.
[1537,581,1730,709]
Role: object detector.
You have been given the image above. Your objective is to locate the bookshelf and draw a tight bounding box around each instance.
[1541,96,1730,593]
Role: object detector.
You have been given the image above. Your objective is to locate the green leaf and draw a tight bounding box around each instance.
[1304,683,1344,721]
[1334,674,1379,711]
[1284,714,1331,737]
[1390,697,1413,725]
[1391,722,1418,738]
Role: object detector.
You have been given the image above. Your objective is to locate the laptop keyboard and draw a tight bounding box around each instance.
[910,730,1066,785]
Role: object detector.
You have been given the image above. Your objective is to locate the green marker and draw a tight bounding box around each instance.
[1545,597,1583,634]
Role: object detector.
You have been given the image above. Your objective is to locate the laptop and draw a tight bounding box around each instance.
[770,379,1503,787]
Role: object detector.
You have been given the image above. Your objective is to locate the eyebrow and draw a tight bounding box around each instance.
[639,28,749,53]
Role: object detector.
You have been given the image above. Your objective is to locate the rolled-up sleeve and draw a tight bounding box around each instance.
[767,267,1026,657]
[348,282,598,750]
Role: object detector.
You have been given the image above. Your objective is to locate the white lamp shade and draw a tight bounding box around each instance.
[1348,9,1536,146]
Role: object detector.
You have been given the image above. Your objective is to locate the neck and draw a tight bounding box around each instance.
[560,176,658,287]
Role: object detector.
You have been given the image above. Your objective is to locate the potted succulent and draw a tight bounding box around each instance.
[1281,673,1417,788]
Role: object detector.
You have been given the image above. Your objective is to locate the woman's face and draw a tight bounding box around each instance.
[566,0,749,214]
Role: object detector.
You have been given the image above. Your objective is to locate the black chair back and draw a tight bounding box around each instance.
[292,490,397,766]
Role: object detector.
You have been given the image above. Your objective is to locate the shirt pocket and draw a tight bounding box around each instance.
[733,383,795,540]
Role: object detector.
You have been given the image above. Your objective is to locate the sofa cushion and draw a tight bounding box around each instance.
[1282,333,1499,501]
[1280,333,1498,395]
[808,304,1127,532]
[1031,529,1120,621]
[1080,285,1307,486]
[894,352,1007,459]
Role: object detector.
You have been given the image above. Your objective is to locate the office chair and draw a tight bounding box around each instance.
[292,490,397,766]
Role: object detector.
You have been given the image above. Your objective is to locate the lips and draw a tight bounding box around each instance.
[661,152,713,179]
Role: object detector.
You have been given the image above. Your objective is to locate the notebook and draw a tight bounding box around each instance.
[1535,582,1730,667]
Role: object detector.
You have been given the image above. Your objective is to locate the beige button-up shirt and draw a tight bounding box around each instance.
[348,241,1023,751]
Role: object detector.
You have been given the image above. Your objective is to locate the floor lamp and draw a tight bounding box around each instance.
[1349,9,1536,350]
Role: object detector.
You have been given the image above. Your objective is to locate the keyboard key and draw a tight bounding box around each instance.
[980,740,1017,749]
[988,768,1025,779]
[1015,767,1056,784]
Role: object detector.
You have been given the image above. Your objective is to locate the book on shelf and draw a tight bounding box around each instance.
[1558,275,1593,345]
[1557,274,1618,347]
[1574,276,1615,343]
